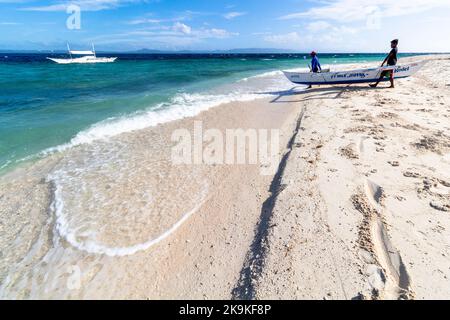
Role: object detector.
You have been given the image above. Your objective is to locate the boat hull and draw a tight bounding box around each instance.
[283,61,425,85]
[47,57,117,64]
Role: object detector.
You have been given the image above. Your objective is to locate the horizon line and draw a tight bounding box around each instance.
[0,49,448,54]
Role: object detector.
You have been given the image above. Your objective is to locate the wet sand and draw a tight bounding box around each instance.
[0,93,301,299]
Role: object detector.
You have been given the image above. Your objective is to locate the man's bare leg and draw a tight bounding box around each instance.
[388,73,395,88]
[370,72,384,87]
[370,78,381,88]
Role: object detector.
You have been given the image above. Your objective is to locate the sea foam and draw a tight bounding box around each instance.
[48,171,210,257]
[40,71,290,155]
[43,70,292,256]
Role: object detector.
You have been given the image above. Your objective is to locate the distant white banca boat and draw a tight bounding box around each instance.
[47,44,117,64]
[283,61,425,86]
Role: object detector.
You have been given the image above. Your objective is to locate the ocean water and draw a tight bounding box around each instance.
[0,52,426,173]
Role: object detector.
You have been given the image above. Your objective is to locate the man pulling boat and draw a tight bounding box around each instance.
[370,39,399,88]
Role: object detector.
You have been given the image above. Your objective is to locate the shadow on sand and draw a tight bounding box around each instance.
[259,84,386,103]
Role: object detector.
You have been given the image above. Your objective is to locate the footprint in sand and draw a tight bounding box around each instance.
[339,143,359,160]
[403,172,450,211]
[430,201,450,212]
[418,177,450,212]
[378,112,399,119]
[403,171,421,178]
[412,134,450,155]
[358,136,370,155]
[388,161,400,167]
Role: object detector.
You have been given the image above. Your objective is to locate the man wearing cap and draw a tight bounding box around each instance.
[310,51,322,73]
[308,51,322,88]
[370,39,399,88]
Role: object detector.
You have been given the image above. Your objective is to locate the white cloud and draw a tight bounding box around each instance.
[119,23,236,39]
[262,24,359,50]
[306,21,332,32]
[279,0,450,22]
[21,3,68,11]
[252,32,272,36]
[21,0,141,12]
[276,0,449,50]
[197,28,238,38]
[264,32,301,45]
[223,11,247,19]
[87,23,238,49]
[128,18,163,25]
[172,22,191,35]
[0,22,21,25]
[127,10,209,26]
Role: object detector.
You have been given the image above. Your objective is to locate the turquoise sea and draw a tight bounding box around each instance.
[0,52,427,173]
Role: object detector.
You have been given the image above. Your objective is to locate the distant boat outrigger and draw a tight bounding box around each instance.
[283,61,425,86]
[47,43,117,64]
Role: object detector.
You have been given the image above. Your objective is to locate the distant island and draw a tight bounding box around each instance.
[0,47,298,54]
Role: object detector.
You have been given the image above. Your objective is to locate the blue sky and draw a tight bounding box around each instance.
[1,0,450,52]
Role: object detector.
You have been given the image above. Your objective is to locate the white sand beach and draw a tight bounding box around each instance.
[0,54,449,299]
[251,55,450,300]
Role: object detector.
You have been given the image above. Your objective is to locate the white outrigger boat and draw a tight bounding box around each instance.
[283,61,425,86]
[47,44,117,64]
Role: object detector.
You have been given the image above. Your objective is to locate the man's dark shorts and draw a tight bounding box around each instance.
[382,70,393,78]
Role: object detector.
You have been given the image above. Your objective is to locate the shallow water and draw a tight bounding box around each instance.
[0,52,427,173]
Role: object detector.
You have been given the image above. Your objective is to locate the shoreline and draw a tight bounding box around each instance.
[0,92,302,298]
[0,54,449,299]
[0,53,439,177]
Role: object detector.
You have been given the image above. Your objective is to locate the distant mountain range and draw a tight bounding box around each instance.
[131,48,298,54]
[0,48,440,55]
[0,48,299,54]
